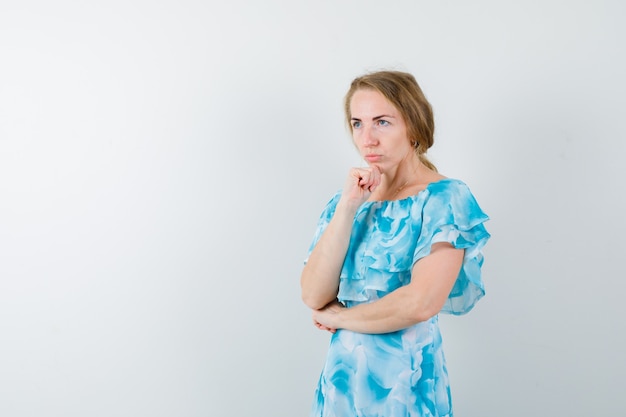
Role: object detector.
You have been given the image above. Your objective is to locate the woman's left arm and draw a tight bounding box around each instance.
[312,242,464,334]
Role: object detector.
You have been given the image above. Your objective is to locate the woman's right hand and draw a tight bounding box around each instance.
[339,166,381,209]
[301,167,381,311]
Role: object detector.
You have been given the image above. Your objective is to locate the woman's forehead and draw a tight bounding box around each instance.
[350,90,400,119]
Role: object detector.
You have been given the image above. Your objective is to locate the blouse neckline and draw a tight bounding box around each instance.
[362,178,457,206]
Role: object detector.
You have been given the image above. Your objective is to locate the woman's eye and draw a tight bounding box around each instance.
[352,121,362,128]
[377,119,390,126]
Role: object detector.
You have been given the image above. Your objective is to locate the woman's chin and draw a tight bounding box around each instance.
[364,161,383,173]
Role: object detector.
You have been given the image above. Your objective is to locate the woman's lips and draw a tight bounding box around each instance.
[365,154,381,162]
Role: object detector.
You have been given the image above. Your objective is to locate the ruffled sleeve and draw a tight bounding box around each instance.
[413,180,491,315]
[304,191,342,264]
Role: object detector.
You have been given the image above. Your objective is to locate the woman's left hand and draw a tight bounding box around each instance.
[312,300,345,333]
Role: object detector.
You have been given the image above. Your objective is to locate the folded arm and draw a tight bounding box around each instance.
[312,242,464,334]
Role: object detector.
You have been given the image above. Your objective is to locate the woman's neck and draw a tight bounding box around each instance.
[371,157,444,201]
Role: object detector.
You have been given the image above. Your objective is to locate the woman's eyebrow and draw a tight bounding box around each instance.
[351,114,396,121]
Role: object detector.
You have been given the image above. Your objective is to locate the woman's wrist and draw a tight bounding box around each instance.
[336,198,362,215]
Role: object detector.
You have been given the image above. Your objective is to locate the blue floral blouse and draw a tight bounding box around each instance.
[306,179,490,417]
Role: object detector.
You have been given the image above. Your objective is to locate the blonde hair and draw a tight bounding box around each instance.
[344,70,437,171]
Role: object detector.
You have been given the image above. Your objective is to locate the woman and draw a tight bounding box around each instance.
[301,70,490,416]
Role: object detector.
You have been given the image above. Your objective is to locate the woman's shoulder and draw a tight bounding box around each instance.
[422,177,489,222]
[423,177,471,195]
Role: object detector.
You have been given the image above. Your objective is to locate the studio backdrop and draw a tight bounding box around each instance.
[1,1,624,416]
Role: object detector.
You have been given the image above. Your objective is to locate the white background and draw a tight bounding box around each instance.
[1,1,624,416]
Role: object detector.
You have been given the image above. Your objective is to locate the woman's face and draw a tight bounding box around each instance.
[349,89,413,173]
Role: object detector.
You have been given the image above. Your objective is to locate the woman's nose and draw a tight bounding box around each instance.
[362,126,378,146]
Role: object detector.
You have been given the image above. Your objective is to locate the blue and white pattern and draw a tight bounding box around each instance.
[306,179,490,417]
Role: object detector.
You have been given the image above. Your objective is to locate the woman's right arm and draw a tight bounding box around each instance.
[300,167,381,310]
[300,201,358,310]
